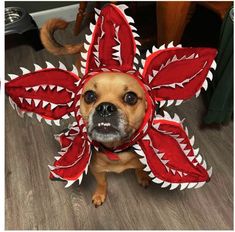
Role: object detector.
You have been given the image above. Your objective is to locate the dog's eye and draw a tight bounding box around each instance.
[84,90,97,104]
[123,91,138,105]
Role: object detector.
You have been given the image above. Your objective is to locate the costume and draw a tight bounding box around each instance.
[6,4,217,190]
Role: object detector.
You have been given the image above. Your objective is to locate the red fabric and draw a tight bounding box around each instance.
[5,3,216,189]
[86,4,136,72]
[142,48,217,100]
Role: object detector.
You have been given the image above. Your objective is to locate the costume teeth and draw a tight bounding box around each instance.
[46,61,55,68]
[85,34,92,44]
[211,60,217,70]
[71,65,79,76]
[167,41,174,48]
[20,67,30,74]
[158,44,166,50]
[8,74,18,80]
[34,64,42,71]
[59,61,67,70]
[117,4,128,12]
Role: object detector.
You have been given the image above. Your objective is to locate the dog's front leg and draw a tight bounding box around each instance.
[90,169,107,207]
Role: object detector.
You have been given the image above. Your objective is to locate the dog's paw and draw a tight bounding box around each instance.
[135,169,151,188]
[92,192,106,207]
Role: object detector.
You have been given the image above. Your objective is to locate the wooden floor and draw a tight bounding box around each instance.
[5,22,233,230]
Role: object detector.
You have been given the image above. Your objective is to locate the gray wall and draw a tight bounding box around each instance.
[5,1,79,13]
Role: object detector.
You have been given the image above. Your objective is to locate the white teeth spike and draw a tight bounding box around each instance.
[143,166,151,172]
[180,183,188,190]
[173,113,180,122]
[158,44,166,50]
[89,22,95,32]
[78,174,84,185]
[207,70,213,81]
[34,64,42,71]
[71,65,79,76]
[130,25,137,31]
[8,74,18,80]
[176,44,182,48]
[196,154,202,163]
[80,67,85,74]
[194,148,199,156]
[152,70,158,76]
[25,98,32,104]
[159,100,166,108]
[48,165,55,170]
[152,46,158,53]
[161,181,171,188]
[163,110,171,120]
[36,114,42,122]
[195,89,201,98]
[167,41,174,48]
[57,86,63,92]
[94,8,101,14]
[59,61,67,70]
[211,60,217,70]
[202,160,207,169]
[42,101,49,108]
[146,50,151,57]
[54,119,60,126]
[190,136,195,145]
[194,181,206,189]
[20,67,30,74]
[167,100,174,107]
[19,97,23,103]
[202,80,208,90]
[187,182,197,189]
[152,177,163,184]
[117,4,128,12]
[207,167,213,178]
[148,75,154,83]
[46,61,55,68]
[126,15,134,24]
[33,99,40,107]
[62,114,70,119]
[95,13,99,21]
[45,119,52,125]
[84,43,89,51]
[170,183,179,190]
[65,180,76,188]
[50,103,57,110]
[81,52,88,60]
[85,34,92,44]
[54,156,60,161]
[32,86,40,91]
[175,100,183,106]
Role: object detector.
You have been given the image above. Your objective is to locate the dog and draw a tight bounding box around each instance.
[80,72,151,207]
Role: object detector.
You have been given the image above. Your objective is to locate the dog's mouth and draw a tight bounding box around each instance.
[92,122,119,134]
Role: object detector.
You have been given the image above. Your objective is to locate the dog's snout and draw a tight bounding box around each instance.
[96,102,117,117]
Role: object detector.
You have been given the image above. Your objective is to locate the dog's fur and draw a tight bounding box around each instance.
[41,20,150,207]
[80,73,151,206]
[40,19,83,56]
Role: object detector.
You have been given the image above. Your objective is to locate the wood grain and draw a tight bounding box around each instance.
[5,21,233,230]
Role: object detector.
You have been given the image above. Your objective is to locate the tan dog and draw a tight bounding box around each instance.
[80,72,151,207]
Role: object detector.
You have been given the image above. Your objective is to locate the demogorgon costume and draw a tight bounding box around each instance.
[6,4,217,190]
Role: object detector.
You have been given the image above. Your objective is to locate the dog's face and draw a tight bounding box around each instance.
[80,72,147,147]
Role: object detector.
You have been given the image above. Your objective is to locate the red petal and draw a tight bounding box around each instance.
[51,134,91,181]
[138,119,210,184]
[142,47,217,100]
[6,68,80,119]
[86,4,136,72]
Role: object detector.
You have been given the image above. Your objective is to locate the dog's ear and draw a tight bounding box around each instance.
[81,4,140,73]
[141,44,217,107]
[6,62,80,125]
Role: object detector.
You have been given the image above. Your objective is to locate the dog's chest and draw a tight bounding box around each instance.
[91,150,141,173]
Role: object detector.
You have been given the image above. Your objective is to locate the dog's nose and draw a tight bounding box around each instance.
[96,102,117,117]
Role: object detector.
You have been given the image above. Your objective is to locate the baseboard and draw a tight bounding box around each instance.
[30,3,80,28]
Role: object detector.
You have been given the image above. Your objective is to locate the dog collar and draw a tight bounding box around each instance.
[6,4,217,190]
